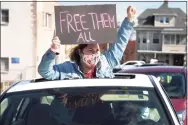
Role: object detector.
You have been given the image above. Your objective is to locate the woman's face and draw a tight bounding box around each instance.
[82,44,100,55]
[79,44,100,69]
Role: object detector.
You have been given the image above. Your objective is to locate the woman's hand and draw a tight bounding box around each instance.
[127,6,136,22]
[51,36,61,54]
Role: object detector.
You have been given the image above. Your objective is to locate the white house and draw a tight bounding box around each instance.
[1,1,64,82]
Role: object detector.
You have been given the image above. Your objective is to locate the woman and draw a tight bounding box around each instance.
[38,6,136,80]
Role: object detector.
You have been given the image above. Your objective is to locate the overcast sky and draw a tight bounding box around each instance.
[58,0,187,23]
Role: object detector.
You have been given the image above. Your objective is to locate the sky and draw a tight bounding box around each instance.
[58,0,187,23]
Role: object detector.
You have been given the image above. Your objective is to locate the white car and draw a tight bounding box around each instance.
[122,61,145,66]
[113,61,145,73]
[0,74,180,125]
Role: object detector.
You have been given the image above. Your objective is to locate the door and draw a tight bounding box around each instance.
[173,54,184,66]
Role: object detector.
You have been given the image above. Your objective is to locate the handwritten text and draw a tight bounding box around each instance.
[59,11,116,43]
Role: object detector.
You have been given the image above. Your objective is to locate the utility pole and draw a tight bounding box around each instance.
[146,32,150,63]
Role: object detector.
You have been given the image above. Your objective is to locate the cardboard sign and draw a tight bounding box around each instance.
[59,93,102,109]
[54,4,117,44]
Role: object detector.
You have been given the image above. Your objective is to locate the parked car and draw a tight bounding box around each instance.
[117,66,187,125]
[113,63,168,73]
[139,63,169,67]
[0,74,180,125]
[113,61,145,73]
[122,60,145,66]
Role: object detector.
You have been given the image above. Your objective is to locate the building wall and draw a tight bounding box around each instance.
[137,53,154,62]
[137,31,162,51]
[121,40,136,63]
[36,1,63,78]
[121,30,136,63]
[162,44,186,53]
[1,2,34,81]
[1,1,63,81]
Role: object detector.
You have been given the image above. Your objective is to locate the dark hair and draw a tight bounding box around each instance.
[69,44,88,64]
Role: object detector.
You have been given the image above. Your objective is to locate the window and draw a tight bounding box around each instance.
[0,97,30,125]
[14,98,30,120]
[153,33,160,44]
[41,96,54,105]
[153,39,159,44]
[137,32,140,43]
[153,73,186,98]
[44,13,52,28]
[180,35,186,45]
[171,35,175,44]
[0,86,171,125]
[1,9,9,25]
[1,57,9,73]
[160,17,164,23]
[143,38,146,43]
[165,17,169,23]
[160,17,169,24]
[164,35,170,44]
[164,35,175,44]
[176,35,180,44]
[0,98,8,116]
[138,37,140,43]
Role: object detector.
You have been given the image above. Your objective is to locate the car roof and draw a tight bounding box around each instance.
[6,74,154,93]
[119,66,185,73]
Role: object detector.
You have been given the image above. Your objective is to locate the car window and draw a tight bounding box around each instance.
[122,71,186,98]
[16,98,30,119]
[0,98,8,116]
[0,87,173,125]
[12,98,25,122]
[41,96,54,105]
[151,73,186,98]
[0,97,28,125]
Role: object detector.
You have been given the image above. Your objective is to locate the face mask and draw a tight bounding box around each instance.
[82,52,100,67]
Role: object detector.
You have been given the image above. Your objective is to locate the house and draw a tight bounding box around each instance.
[135,1,187,66]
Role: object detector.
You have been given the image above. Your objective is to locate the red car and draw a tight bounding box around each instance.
[118,66,187,125]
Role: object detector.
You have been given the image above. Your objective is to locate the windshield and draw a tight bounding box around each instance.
[120,72,186,98]
[0,87,171,125]
[150,73,186,98]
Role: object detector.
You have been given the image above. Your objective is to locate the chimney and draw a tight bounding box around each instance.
[164,0,168,6]
[159,0,168,8]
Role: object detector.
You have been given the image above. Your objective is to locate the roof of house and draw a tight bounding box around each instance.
[137,2,187,33]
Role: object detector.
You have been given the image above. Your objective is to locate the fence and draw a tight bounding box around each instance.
[0,81,14,93]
